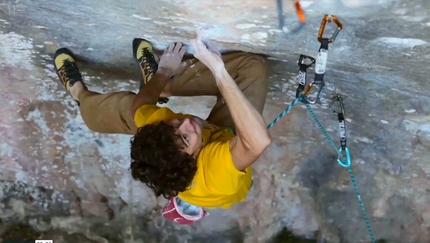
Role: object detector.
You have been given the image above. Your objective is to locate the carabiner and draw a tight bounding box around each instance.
[295,55,315,98]
[317,15,343,43]
[329,94,345,116]
[329,94,347,154]
[300,80,325,104]
[298,54,315,69]
[337,147,351,168]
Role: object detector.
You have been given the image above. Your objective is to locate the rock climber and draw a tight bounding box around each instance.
[52,34,271,224]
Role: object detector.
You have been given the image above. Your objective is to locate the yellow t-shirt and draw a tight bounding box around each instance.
[134,104,252,209]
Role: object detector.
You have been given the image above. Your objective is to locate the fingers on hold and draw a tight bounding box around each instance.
[167,42,175,52]
[196,40,206,52]
[201,39,213,52]
[191,37,207,56]
[190,39,199,53]
[173,42,183,53]
[179,45,187,56]
[207,46,215,54]
[204,40,216,51]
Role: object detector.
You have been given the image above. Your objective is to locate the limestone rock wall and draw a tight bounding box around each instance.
[1,0,430,242]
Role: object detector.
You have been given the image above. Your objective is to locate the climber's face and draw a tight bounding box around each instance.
[169,117,203,157]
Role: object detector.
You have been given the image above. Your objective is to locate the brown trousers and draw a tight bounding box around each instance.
[77,52,270,135]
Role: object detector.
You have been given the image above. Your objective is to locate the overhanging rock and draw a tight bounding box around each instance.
[1,0,430,242]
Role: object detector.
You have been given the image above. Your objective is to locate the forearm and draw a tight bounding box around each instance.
[131,72,170,114]
[213,68,271,151]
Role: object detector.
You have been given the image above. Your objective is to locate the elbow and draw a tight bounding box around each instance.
[264,135,272,147]
[250,134,272,155]
[259,135,272,152]
[236,130,272,155]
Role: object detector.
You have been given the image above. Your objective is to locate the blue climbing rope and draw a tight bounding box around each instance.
[304,102,375,242]
[263,12,374,240]
[267,97,302,129]
[267,96,376,243]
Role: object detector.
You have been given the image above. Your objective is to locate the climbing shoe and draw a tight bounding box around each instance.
[53,48,85,106]
[132,38,169,104]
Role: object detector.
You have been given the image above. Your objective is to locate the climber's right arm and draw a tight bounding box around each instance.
[213,68,271,171]
[190,36,271,171]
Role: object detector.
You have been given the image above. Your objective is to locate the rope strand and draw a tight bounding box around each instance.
[267,97,375,243]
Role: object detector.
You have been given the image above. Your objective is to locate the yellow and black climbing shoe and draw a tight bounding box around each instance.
[53,48,85,106]
[132,38,157,85]
[132,38,169,104]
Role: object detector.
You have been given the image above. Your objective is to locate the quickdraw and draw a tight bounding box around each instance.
[267,14,376,243]
[300,14,343,104]
[295,54,315,99]
[276,0,306,33]
[329,94,351,167]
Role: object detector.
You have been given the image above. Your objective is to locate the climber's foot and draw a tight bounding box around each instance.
[132,38,169,104]
[132,38,158,86]
[53,48,87,105]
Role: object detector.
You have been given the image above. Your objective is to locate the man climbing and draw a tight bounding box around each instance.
[52,34,271,224]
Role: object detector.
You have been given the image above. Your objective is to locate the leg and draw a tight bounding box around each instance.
[78,90,138,135]
[53,48,138,135]
[167,52,270,128]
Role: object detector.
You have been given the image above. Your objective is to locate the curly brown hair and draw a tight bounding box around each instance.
[130,121,197,199]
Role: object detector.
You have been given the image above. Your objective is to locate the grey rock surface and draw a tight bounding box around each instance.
[0,0,429,242]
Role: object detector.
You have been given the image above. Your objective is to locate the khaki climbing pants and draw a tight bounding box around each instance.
[77,52,270,135]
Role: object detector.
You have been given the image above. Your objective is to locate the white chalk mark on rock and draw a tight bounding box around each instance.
[252,32,268,40]
[375,37,427,48]
[235,24,257,29]
[132,14,151,20]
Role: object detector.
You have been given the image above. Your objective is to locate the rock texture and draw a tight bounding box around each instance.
[1,0,430,242]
